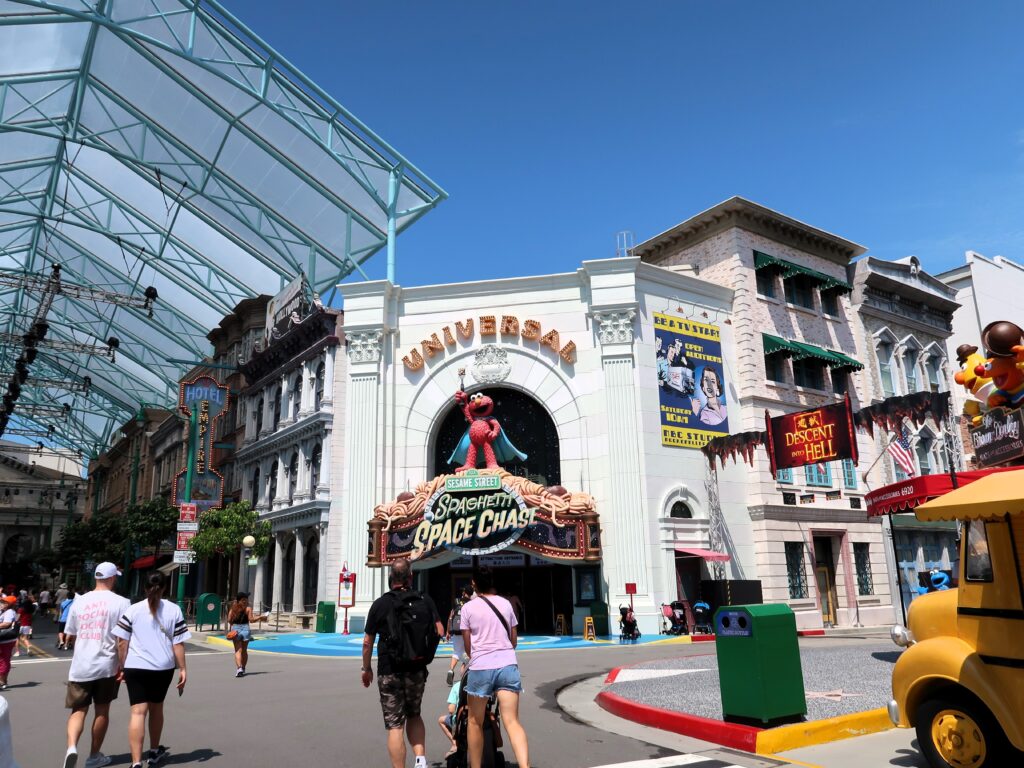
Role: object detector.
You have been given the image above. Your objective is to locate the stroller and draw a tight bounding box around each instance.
[660,602,688,635]
[692,600,712,635]
[619,604,641,642]
[447,671,506,768]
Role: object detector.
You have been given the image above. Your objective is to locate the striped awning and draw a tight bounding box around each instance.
[761,335,863,370]
[754,251,852,293]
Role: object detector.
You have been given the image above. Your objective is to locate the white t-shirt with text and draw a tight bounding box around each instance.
[111,599,191,671]
[66,589,131,682]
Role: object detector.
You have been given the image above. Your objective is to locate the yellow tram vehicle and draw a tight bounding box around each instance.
[889,469,1024,768]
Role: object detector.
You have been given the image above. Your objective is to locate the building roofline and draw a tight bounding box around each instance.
[634,196,867,265]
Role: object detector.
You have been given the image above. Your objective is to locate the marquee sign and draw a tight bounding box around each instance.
[172,374,229,513]
[402,314,577,371]
[765,396,858,474]
[968,406,1024,468]
[368,469,601,566]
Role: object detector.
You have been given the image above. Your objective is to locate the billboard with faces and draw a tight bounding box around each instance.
[654,313,729,448]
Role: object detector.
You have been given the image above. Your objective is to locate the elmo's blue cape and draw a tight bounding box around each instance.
[447,421,528,466]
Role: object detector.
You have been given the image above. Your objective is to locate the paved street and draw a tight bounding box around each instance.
[7,623,925,768]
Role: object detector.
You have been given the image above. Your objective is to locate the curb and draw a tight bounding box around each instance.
[797,629,826,637]
[596,689,894,755]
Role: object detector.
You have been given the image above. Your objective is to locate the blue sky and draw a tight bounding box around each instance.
[236,1,1024,288]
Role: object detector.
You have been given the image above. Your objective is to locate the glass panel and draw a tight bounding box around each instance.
[904,350,919,392]
[964,522,993,582]
[765,354,785,383]
[776,468,793,484]
[821,290,839,316]
[793,359,824,390]
[842,459,857,489]
[805,463,832,487]
[784,275,815,309]
[785,542,808,599]
[756,270,775,298]
[669,501,692,518]
[877,343,895,397]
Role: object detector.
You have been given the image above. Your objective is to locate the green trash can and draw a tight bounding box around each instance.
[714,604,806,723]
[316,601,337,633]
[589,601,609,637]
[196,593,221,632]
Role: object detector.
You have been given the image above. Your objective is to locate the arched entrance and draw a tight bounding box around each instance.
[425,387,574,634]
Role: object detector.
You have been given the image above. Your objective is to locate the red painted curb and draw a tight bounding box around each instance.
[604,666,622,684]
[596,690,762,752]
[797,629,826,637]
[690,634,715,642]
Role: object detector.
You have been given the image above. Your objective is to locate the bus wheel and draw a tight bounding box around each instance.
[916,695,1008,768]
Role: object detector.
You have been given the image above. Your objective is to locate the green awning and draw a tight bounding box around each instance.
[761,334,864,370]
[754,251,852,293]
[763,333,795,356]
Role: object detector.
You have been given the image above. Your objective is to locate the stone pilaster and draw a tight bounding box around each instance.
[271,533,285,612]
[292,528,306,613]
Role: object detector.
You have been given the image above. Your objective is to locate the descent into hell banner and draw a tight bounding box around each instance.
[655,313,729,448]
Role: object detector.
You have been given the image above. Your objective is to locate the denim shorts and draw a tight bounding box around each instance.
[465,664,522,698]
[229,624,252,642]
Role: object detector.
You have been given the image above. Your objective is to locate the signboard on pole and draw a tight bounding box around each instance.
[338,571,356,608]
[173,550,196,564]
[765,396,858,474]
[176,531,196,551]
[968,406,1024,468]
[179,503,198,522]
[173,375,229,513]
[176,522,199,533]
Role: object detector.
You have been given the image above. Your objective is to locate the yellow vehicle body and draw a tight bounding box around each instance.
[890,469,1024,762]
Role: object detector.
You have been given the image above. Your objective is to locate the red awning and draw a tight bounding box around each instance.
[675,547,730,562]
[130,555,157,570]
[866,467,1022,517]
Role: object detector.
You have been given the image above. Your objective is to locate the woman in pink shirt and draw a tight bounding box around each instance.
[460,567,529,768]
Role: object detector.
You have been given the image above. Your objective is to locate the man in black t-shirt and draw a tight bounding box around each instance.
[362,559,444,768]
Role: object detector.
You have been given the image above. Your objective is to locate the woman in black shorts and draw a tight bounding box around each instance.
[113,573,190,768]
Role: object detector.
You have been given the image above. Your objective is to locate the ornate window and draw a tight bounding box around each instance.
[805,463,832,487]
[314,362,325,410]
[250,466,260,507]
[288,452,299,501]
[255,397,264,436]
[785,541,809,599]
[926,355,943,393]
[292,374,302,420]
[904,348,919,393]
[877,341,895,397]
[669,501,692,519]
[273,386,282,430]
[854,543,873,595]
[310,443,322,494]
[268,460,278,502]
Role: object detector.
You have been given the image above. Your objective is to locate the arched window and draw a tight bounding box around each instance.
[292,374,303,420]
[288,452,299,501]
[268,460,278,502]
[273,386,282,430]
[670,501,693,519]
[903,348,919,393]
[876,341,895,398]
[314,362,325,410]
[250,466,260,507]
[310,443,322,494]
[255,397,264,436]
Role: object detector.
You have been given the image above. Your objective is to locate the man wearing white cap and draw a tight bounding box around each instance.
[61,562,131,768]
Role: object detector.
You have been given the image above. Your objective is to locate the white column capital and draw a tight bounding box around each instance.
[347,329,383,364]
[592,307,637,346]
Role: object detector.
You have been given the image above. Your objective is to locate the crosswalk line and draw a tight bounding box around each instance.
[589,755,742,768]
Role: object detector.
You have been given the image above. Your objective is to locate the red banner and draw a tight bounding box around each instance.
[766,396,858,474]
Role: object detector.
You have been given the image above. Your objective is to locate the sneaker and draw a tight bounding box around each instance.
[84,753,111,768]
[146,745,169,766]
[414,757,428,768]
[445,668,455,686]
[63,747,78,768]
[130,764,143,768]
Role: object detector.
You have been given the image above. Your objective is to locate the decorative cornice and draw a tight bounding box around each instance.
[240,310,340,382]
[347,329,383,363]
[749,504,873,523]
[235,412,331,462]
[593,308,637,345]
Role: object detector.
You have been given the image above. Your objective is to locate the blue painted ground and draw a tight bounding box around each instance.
[210,632,690,657]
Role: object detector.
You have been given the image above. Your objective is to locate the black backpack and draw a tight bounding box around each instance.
[386,590,440,669]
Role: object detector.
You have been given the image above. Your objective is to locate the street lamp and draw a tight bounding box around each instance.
[242,535,256,595]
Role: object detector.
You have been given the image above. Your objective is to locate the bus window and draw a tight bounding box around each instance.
[964,521,993,582]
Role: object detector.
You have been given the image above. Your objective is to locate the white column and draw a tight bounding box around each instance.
[274,451,287,508]
[296,440,310,501]
[261,386,273,436]
[299,360,313,417]
[253,556,266,612]
[322,348,335,406]
[271,533,285,613]
[317,522,329,603]
[317,430,332,500]
[593,308,655,629]
[292,528,306,613]
[342,329,383,609]
[280,374,292,426]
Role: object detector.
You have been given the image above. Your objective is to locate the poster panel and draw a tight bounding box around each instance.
[655,313,729,448]
[765,397,858,473]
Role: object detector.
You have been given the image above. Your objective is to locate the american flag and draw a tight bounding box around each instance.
[888,426,916,477]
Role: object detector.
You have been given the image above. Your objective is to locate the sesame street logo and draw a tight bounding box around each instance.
[412,480,536,557]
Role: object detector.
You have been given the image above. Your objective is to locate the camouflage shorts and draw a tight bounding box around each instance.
[377,668,428,730]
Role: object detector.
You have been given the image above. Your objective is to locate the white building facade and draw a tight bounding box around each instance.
[331,257,733,636]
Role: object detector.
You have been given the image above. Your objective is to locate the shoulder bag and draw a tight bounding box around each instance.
[477,595,513,644]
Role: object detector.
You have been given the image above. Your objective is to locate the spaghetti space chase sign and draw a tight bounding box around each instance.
[412,474,536,558]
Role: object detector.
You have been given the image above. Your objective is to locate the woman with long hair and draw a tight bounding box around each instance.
[112,572,190,768]
[226,591,267,677]
[0,595,18,690]
[445,584,474,686]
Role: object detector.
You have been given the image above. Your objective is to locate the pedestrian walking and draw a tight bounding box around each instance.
[112,572,189,768]
[55,584,69,621]
[58,591,75,650]
[15,597,35,657]
[460,566,530,768]
[361,558,445,768]
[446,584,474,686]
[225,591,267,677]
[39,587,52,619]
[0,595,19,690]
[62,562,132,768]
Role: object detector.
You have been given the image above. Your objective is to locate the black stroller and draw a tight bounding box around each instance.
[692,600,712,635]
[447,672,506,768]
[618,604,641,642]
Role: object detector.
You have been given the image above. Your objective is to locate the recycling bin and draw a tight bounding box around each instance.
[316,601,337,633]
[589,601,609,637]
[714,604,806,723]
[196,592,222,632]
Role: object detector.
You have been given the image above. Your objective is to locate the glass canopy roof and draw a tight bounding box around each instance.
[0,0,446,454]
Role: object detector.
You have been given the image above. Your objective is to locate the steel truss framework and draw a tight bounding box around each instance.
[0,0,446,453]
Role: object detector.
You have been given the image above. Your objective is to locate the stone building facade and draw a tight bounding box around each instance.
[634,197,895,630]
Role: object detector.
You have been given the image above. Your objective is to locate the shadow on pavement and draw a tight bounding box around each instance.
[891,739,927,767]
[871,650,902,664]
[4,682,39,690]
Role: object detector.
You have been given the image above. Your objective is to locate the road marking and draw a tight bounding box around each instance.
[611,668,713,683]
[12,657,68,665]
[589,756,744,768]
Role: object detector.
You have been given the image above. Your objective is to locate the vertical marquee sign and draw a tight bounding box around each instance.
[765,395,859,474]
[173,375,230,513]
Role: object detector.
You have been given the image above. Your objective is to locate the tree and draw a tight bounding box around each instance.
[123,497,178,559]
[55,510,127,567]
[189,501,271,596]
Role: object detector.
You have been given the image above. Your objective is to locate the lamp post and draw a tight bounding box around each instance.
[241,535,256,595]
